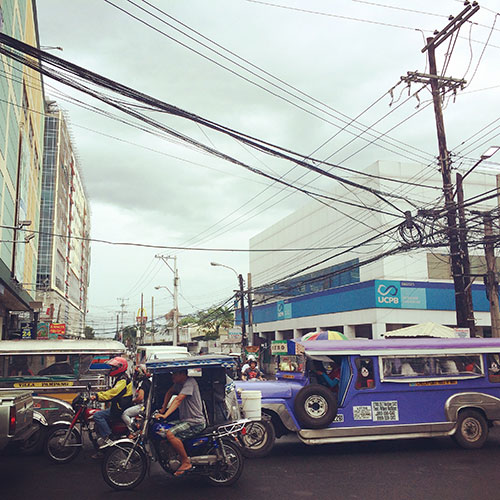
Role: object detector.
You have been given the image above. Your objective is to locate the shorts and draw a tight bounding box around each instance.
[167,420,206,440]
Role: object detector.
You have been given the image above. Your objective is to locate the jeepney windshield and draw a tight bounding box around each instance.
[277,355,304,373]
[0,353,110,385]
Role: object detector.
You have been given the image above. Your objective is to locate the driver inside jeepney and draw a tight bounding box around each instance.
[314,357,341,393]
[8,355,33,376]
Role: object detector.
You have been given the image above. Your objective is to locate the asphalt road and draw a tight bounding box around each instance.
[2,430,500,500]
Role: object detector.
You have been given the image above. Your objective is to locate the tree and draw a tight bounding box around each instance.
[84,326,95,339]
[180,314,198,326]
[120,325,138,347]
[198,307,234,340]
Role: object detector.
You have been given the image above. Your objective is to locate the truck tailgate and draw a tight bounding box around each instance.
[0,391,34,436]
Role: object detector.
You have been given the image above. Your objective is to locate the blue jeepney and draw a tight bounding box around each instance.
[236,337,500,456]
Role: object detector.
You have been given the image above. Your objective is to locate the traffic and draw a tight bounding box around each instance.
[4,334,500,492]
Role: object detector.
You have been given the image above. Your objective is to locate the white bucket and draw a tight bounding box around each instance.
[241,390,262,421]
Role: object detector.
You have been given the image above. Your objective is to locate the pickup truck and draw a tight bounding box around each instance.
[0,390,36,451]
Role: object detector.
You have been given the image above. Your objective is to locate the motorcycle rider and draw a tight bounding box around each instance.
[91,356,133,447]
[122,364,151,438]
[155,369,206,476]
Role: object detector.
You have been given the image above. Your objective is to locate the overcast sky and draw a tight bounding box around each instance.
[35,0,500,336]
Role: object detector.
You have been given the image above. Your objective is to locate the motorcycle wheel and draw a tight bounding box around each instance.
[206,440,244,486]
[241,420,275,458]
[45,424,82,464]
[101,442,147,490]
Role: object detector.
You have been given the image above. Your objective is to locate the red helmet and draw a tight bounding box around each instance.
[107,357,128,377]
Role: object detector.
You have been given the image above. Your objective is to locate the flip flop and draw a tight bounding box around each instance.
[174,464,192,477]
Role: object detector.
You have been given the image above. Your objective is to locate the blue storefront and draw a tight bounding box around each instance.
[241,279,493,328]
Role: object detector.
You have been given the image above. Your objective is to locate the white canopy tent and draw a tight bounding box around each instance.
[383,322,461,339]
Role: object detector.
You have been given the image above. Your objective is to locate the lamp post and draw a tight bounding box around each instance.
[155,285,178,346]
[210,262,247,351]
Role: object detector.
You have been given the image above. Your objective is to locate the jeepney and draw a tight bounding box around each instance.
[236,337,500,456]
[0,339,126,453]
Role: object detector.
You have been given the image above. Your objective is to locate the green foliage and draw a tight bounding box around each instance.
[179,314,198,326]
[197,307,234,340]
[120,325,138,347]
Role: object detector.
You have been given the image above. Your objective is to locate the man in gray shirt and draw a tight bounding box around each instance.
[155,370,206,476]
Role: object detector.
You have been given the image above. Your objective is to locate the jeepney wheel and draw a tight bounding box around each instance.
[45,424,82,464]
[453,409,488,449]
[293,384,337,429]
[241,420,276,458]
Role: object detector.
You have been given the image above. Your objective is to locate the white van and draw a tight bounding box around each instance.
[135,345,190,365]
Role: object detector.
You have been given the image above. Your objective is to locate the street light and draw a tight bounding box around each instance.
[456,146,500,337]
[459,146,500,183]
[210,262,247,351]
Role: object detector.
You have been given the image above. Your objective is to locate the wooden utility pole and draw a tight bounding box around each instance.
[402,3,479,329]
[483,214,500,337]
[247,272,254,346]
[427,37,467,327]
[151,295,155,345]
[238,273,247,352]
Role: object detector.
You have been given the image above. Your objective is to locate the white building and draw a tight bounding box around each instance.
[247,161,499,341]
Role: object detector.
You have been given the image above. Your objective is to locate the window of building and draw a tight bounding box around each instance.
[355,324,372,339]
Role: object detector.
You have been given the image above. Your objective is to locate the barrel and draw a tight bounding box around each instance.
[240,390,262,420]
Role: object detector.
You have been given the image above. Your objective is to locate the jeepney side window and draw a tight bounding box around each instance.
[37,354,77,376]
[355,358,375,389]
[7,355,35,377]
[382,355,483,380]
[487,354,500,382]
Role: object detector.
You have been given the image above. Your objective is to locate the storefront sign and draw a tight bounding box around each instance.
[37,322,49,339]
[271,340,288,355]
[277,300,292,320]
[375,281,427,310]
[49,323,66,338]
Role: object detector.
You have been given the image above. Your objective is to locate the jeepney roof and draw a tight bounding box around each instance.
[146,354,236,373]
[294,337,500,357]
[0,339,126,355]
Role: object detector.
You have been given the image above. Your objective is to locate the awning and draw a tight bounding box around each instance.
[384,322,457,338]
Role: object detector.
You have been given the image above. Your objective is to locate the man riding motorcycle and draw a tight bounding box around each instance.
[91,356,133,448]
[155,369,206,476]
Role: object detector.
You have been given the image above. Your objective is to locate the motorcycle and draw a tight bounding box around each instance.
[44,385,129,464]
[100,355,249,490]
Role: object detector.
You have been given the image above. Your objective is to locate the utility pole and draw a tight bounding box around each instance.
[117,297,128,331]
[140,293,145,344]
[247,272,254,346]
[151,295,155,345]
[402,2,479,329]
[238,273,247,351]
[155,255,179,346]
[483,213,500,337]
